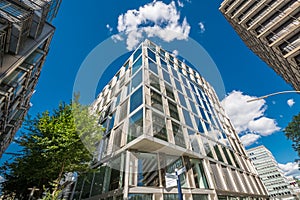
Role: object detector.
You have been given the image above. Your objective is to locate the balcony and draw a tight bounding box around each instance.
[0,0,33,55]
[21,0,51,39]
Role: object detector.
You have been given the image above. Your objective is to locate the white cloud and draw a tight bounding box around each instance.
[106,24,113,32]
[114,1,191,50]
[279,162,300,178]
[198,22,205,33]
[177,0,184,7]
[287,99,295,107]
[240,134,261,146]
[222,91,280,146]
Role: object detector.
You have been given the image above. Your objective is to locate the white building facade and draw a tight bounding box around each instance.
[72,40,268,200]
[248,146,297,200]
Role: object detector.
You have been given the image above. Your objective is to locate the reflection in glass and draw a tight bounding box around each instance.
[132,56,142,75]
[152,112,168,142]
[128,109,143,143]
[131,70,142,92]
[172,121,185,148]
[130,87,143,113]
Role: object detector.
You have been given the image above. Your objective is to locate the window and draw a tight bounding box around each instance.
[189,99,198,115]
[148,59,158,75]
[202,137,213,158]
[163,69,171,85]
[171,67,178,79]
[130,87,143,113]
[182,108,193,128]
[191,160,209,189]
[163,194,179,200]
[151,89,163,112]
[119,100,128,122]
[133,48,142,61]
[172,121,185,148]
[107,112,115,132]
[128,194,152,200]
[165,84,175,100]
[130,70,142,92]
[152,112,168,142]
[192,195,208,200]
[161,59,168,71]
[128,109,143,143]
[168,100,179,120]
[185,86,193,100]
[136,153,159,187]
[132,56,142,75]
[214,145,224,162]
[147,48,156,62]
[113,124,123,151]
[174,79,182,92]
[149,73,160,91]
[178,92,187,108]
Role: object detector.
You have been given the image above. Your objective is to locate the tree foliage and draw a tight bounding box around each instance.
[0,97,103,199]
[284,112,300,156]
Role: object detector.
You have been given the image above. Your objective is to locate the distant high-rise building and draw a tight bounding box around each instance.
[247,145,296,200]
[219,0,300,90]
[71,40,268,200]
[0,0,61,157]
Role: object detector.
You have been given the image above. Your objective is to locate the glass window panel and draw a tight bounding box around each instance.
[107,112,116,132]
[190,136,201,154]
[152,112,168,142]
[148,59,158,75]
[214,145,224,162]
[113,125,123,151]
[198,106,207,121]
[181,75,188,87]
[168,100,179,121]
[163,194,179,200]
[128,109,143,143]
[192,194,209,200]
[172,121,185,148]
[160,59,168,71]
[174,79,182,92]
[147,48,156,62]
[131,69,142,92]
[178,92,187,108]
[149,73,160,91]
[133,48,142,62]
[151,89,163,112]
[191,160,209,189]
[132,56,142,75]
[165,84,175,100]
[195,117,205,134]
[185,86,193,100]
[189,100,198,115]
[130,87,143,113]
[171,67,178,79]
[128,194,152,200]
[119,100,128,122]
[163,69,171,85]
[222,146,233,165]
[202,137,213,158]
[136,153,159,187]
[183,109,193,128]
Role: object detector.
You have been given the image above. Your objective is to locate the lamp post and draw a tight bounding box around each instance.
[247,90,300,102]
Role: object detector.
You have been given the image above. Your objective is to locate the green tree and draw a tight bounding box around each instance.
[284,112,300,156]
[0,97,104,199]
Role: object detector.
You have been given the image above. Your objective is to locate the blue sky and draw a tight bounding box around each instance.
[2,0,300,177]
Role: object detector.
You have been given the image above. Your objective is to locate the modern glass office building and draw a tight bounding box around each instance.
[248,146,297,200]
[219,0,300,90]
[0,0,61,157]
[72,40,268,200]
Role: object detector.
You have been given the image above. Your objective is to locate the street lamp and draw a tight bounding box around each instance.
[247,90,300,103]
